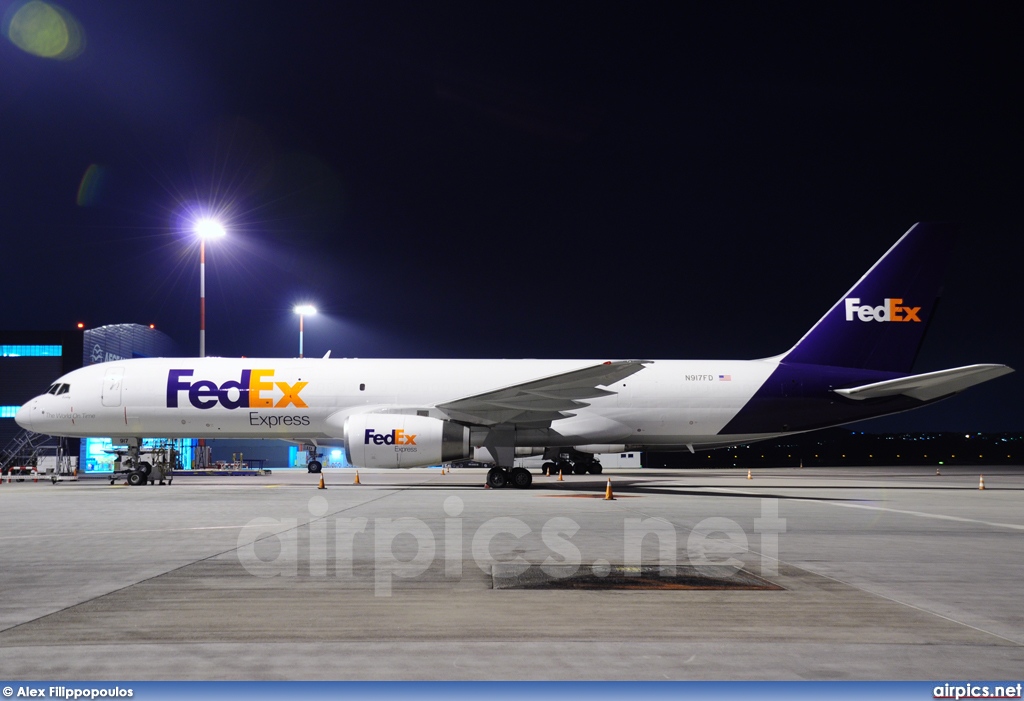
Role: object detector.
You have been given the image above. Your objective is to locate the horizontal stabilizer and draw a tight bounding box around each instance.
[833,364,1014,402]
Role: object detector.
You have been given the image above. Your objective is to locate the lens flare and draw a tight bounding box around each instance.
[76,164,107,206]
[5,0,85,60]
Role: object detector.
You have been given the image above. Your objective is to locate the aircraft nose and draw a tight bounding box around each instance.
[15,401,35,431]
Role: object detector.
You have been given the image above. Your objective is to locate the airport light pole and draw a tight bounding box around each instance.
[294,304,317,358]
[193,218,226,357]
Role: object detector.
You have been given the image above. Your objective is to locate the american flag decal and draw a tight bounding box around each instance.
[719,374,732,381]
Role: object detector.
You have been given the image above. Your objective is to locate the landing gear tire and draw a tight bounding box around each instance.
[486,467,507,489]
[307,461,323,473]
[127,471,147,486]
[542,461,556,476]
[588,463,603,475]
[510,467,533,489]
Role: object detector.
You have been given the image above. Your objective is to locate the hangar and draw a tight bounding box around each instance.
[0,324,186,473]
[2,324,307,474]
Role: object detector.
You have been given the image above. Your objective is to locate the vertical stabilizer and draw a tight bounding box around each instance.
[782,222,956,373]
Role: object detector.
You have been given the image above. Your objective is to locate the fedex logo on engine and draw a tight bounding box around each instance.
[166,369,308,410]
[364,428,417,446]
[844,298,921,323]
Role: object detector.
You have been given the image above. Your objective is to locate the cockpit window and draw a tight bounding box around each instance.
[45,383,70,395]
[46,384,59,395]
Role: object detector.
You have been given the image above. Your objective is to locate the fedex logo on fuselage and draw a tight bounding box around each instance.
[166,369,308,410]
[844,298,921,323]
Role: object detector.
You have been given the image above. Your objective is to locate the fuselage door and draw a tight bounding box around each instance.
[101,367,124,407]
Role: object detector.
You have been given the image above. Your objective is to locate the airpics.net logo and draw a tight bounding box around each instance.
[236,495,788,597]
[844,297,921,323]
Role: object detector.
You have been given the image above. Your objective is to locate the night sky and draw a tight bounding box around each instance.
[2,2,1021,432]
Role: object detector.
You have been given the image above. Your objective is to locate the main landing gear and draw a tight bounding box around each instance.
[486,466,533,489]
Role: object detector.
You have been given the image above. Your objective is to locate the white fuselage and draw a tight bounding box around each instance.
[16,357,782,450]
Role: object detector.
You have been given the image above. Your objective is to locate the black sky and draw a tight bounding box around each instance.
[2,2,1021,431]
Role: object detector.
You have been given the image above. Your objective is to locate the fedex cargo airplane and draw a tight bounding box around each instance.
[16,223,1013,488]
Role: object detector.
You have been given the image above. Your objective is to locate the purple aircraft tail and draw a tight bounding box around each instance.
[781,223,956,373]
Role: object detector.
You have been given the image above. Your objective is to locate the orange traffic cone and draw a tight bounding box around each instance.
[318,474,326,490]
[557,469,564,481]
[747,469,752,480]
[353,470,361,485]
[979,474,985,490]
[603,478,615,501]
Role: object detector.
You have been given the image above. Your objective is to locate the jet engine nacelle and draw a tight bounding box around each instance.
[343,414,471,469]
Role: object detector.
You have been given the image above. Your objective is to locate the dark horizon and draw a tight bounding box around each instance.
[646,427,1023,469]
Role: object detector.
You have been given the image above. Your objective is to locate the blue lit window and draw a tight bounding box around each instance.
[0,406,21,418]
[1,345,62,357]
[82,437,196,472]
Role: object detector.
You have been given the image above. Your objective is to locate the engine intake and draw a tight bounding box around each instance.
[343,414,471,468]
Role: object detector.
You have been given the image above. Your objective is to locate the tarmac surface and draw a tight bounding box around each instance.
[1,465,1022,680]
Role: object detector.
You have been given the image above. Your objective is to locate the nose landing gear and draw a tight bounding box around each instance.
[110,438,173,485]
[304,444,323,473]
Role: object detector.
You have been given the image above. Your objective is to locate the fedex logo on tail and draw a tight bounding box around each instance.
[844,298,921,323]
[167,369,308,409]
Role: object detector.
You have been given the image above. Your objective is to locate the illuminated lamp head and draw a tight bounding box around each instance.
[193,217,227,240]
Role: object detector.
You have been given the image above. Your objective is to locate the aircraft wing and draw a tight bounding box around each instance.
[436,360,650,427]
[833,364,1014,402]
